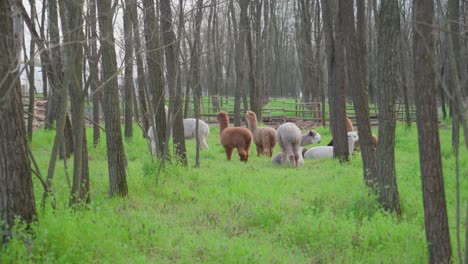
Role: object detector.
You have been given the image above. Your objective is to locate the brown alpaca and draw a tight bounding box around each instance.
[217,111,253,162]
[245,111,276,157]
[354,134,378,150]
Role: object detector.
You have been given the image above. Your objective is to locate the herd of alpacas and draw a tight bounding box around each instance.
[148,108,377,167]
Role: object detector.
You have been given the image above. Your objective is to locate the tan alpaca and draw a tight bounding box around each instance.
[217,112,253,162]
[245,111,276,157]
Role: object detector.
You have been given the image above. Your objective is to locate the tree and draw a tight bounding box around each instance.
[62,0,90,205]
[375,0,401,214]
[160,0,187,164]
[321,0,348,161]
[191,0,204,167]
[85,0,102,146]
[413,0,452,262]
[232,0,247,127]
[97,0,129,197]
[128,0,150,137]
[341,0,377,183]
[123,0,134,140]
[0,0,37,242]
[143,0,167,159]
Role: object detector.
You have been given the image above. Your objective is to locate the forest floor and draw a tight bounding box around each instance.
[1,121,467,263]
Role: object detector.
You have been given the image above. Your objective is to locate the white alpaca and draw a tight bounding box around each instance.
[148,116,210,155]
[272,130,321,165]
[275,123,321,167]
[304,132,359,159]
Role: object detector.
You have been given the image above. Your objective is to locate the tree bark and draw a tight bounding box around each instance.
[97,0,129,197]
[0,0,37,242]
[413,0,452,262]
[62,0,90,205]
[123,0,134,140]
[160,0,187,164]
[322,0,348,161]
[375,0,401,214]
[128,0,150,138]
[86,0,101,146]
[143,0,167,159]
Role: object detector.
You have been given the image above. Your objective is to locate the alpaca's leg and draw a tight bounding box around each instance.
[256,144,262,156]
[292,142,301,167]
[224,146,234,160]
[199,135,209,149]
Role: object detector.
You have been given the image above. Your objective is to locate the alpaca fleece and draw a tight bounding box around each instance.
[245,111,276,157]
[276,122,303,167]
[217,111,253,162]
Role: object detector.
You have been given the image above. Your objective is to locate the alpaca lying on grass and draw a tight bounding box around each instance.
[275,123,321,167]
[272,129,321,165]
[147,116,210,155]
[217,111,253,162]
[304,131,359,159]
[245,111,276,157]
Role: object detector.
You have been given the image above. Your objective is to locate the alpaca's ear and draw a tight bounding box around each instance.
[309,130,315,136]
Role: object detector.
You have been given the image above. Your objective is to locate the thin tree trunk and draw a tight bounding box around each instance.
[143,0,167,159]
[97,0,129,197]
[128,0,150,137]
[27,0,36,141]
[123,0,134,140]
[413,0,452,262]
[192,0,204,167]
[86,0,101,146]
[160,0,187,164]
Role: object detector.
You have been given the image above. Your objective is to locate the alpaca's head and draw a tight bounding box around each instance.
[300,130,321,146]
[217,111,229,133]
[217,111,228,122]
[245,111,258,131]
[347,131,359,143]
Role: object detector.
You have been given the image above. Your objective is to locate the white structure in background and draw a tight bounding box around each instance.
[19,64,44,95]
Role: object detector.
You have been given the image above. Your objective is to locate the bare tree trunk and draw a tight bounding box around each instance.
[0,0,37,242]
[97,0,129,197]
[192,0,204,167]
[86,0,101,146]
[230,0,244,126]
[143,0,167,159]
[26,0,37,141]
[45,0,62,130]
[123,0,134,140]
[160,0,187,164]
[341,0,377,183]
[128,0,150,137]
[413,0,452,262]
[375,0,401,214]
[322,0,349,161]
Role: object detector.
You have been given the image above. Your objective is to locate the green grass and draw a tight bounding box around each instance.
[1,123,467,263]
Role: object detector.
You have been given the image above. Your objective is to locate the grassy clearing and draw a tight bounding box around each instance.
[1,123,467,263]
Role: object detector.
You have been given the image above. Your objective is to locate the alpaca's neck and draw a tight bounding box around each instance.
[219,118,229,134]
[247,116,258,132]
[348,140,355,155]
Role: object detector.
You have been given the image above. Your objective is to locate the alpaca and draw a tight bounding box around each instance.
[272,130,321,165]
[217,111,253,162]
[327,117,354,146]
[183,118,210,149]
[245,111,276,157]
[147,117,210,155]
[272,146,304,166]
[354,134,378,150]
[304,131,359,159]
[275,123,320,167]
